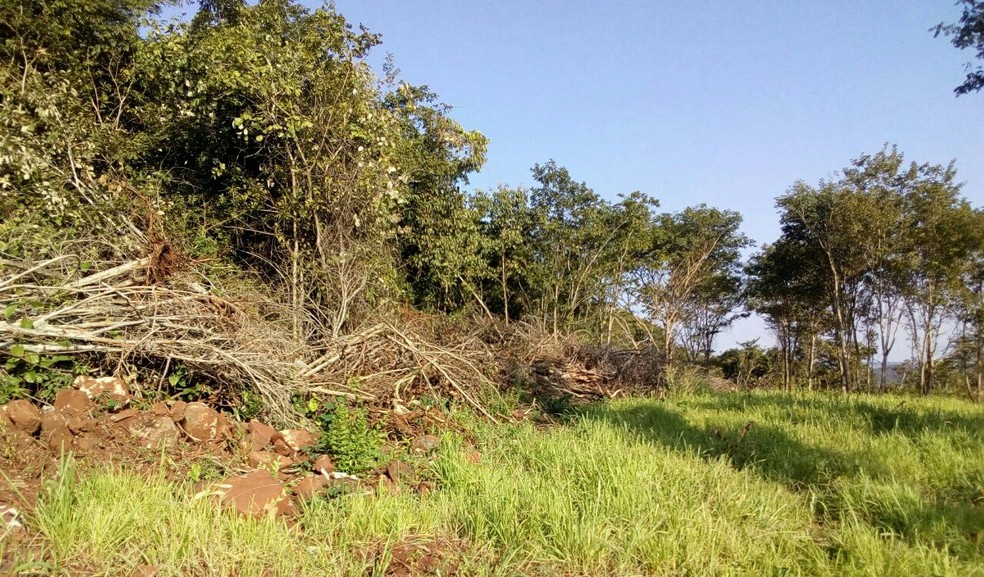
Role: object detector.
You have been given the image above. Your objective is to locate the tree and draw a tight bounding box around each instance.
[901,165,977,394]
[775,181,876,393]
[746,239,826,391]
[632,205,750,365]
[933,0,984,95]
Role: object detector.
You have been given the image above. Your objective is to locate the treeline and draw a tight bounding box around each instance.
[747,147,983,396]
[1,0,981,398]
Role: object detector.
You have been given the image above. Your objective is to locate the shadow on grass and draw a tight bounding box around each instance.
[683,393,984,440]
[583,401,860,489]
[583,396,984,562]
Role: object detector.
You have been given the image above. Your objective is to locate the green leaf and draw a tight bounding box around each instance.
[20,318,33,330]
[9,344,24,358]
[80,261,91,272]
[3,303,17,320]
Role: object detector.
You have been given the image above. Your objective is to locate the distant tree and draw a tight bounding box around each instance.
[746,239,826,391]
[933,0,984,95]
[632,205,750,365]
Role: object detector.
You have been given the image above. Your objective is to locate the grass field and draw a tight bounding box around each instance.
[6,391,984,576]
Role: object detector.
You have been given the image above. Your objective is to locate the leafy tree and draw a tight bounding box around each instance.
[900,164,977,394]
[933,0,984,95]
[632,205,750,365]
[746,239,826,391]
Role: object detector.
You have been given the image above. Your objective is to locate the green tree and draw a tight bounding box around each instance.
[933,0,984,95]
[632,205,750,366]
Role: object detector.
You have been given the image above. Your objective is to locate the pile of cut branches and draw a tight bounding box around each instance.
[0,254,502,423]
[297,320,499,421]
[0,254,305,421]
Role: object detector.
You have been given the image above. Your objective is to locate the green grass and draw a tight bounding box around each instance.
[8,391,984,576]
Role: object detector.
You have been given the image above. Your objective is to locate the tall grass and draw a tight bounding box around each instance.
[14,391,984,576]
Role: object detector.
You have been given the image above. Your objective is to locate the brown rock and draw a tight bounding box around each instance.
[411,434,441,454]
[215,414,234,441]
[74,433,100,453]
[69,417,97,434]
[248,450,292,470]
[279,429,318,452]
[247,420,276,452]
[293,474,328,500]
[416,481,436,495]
[6,400,41,435]
[386,460,415,483]
[1,428,34,452]
[53,389,90,418]
[313,454,335,475]
[181,402,219,442]
[218,469,287,519]
[46,426,74,453]
[272,437,294,457]
[124,414,179,449]
[40,410,67,435]
[74,375,131,408]
[151,402,170,416]
[464,449,482,465]
[110,408,140,423]
[169,401,188,422]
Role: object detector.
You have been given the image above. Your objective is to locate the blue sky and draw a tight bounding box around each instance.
[322,0,983,352]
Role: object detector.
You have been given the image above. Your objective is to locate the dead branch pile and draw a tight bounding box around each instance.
[0,255,306,421]
[0,255,501,423]
[498,324,665,400]
[297,320,499,422]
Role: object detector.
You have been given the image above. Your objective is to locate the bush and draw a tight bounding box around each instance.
[316,403,384,474]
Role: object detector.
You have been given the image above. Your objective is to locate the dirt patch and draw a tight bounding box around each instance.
[364,536,472,577]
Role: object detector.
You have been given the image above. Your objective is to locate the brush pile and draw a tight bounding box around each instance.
[0,252,502,423]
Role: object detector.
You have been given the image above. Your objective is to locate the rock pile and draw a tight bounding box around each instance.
[0,377,448,521]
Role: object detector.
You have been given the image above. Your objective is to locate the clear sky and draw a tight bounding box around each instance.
[322,0,983,352]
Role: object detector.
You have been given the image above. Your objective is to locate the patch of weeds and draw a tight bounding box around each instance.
[233,388,264,421]
[309,401,385,474]
[187,458,225,483]
[1,343,77,403]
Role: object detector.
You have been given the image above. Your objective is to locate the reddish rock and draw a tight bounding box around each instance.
[6,400,41,435]
[416,481,436,495]
[169,401,188,422]
[151,402,170,416]
[40,409,65,430]
[279,429,319,452]
[46,426,74,453]
[181,402,219,442]
[74,433,100,453]
[74,375,131,408]
[386,460,415,483]
[293,474,328,500]
[247,420,276,452]
[272,437,294,457]
[215,414,234,441]
[248,450,292,470]
[124,414,179,449]
[110,408,140,423]
[1,428,34,452]
[411,434,441,454]
[313,454,335,475]
[218,469,287,519]
[53,389,90,418]
[68,417,97,434]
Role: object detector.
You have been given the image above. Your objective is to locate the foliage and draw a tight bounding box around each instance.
[314,401,384,474]
[934,0,984,95]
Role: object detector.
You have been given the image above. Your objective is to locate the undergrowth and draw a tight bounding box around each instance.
[8,391,984,576]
